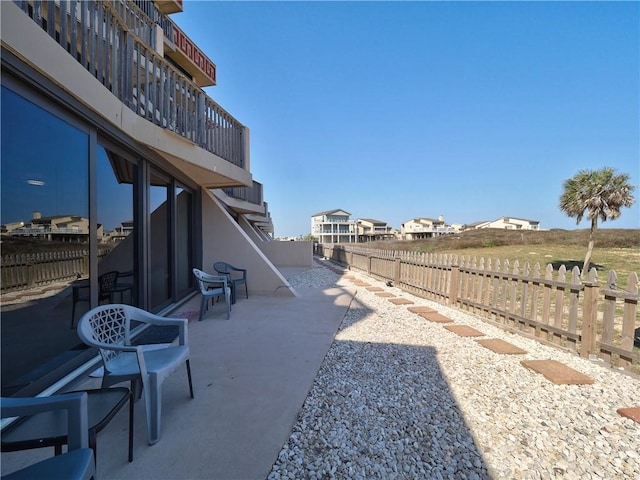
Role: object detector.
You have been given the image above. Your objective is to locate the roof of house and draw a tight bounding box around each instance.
[494,216,540,224]
[415,217,444,223]
[466,221,489,227]
[311,209,351,217]
[358,218,387,225]
[31,214,85,223]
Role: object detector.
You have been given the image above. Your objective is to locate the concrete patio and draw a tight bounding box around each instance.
[1,267,355,479]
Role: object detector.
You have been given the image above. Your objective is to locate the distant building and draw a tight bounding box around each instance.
[5,211,96,242]
[356,218,397,242]
[311,209,357,244]
[401,216,459,239]
[104,220,134,243]
[473,217,541,230]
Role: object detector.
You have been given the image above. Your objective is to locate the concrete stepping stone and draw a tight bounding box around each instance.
[616,407,640,424]
[388,298,414,305]
[351,281,370,286]
[476,338,527,354]
[444,325,485,337]
[375,292,395,297]
[419,312,453,323]
[520,359,594,385]
[365,286,384,292]
[343,275,355,280]
[407,306,436,314]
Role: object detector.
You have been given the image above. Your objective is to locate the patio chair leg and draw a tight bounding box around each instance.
[70,303,76,329]
[89,430,97,467]
[198,296,207,321]
[128,390,134,462]
[145,373,162,446]
[129,379,143,400]
[186,359,194,398]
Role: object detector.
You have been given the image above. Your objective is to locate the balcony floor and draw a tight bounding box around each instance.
[1,267,354,480]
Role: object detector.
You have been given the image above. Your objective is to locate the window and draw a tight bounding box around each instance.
[1,86,90,396]
[1,79,198,396]
[95,144,138,306]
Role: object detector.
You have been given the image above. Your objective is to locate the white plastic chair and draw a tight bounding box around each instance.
[77,305,194,445]
[192,268,231,320]
[1,392,95,480]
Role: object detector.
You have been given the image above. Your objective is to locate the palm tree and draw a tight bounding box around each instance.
[559,167,635,277]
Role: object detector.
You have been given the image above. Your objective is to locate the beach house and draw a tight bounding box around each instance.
[473,217,541,230]
[311,209,358,244]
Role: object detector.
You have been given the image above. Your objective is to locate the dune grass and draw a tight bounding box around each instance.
[366,229,640,290]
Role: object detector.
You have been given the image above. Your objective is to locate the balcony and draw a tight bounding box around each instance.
[404,226,458,238]
[222,181,263,206]
[9,227,82,235]
[164,23,217,87]
[153,0,182,15]
[10,0,245,173]
[217,181,265,215]
[246,211,274,237]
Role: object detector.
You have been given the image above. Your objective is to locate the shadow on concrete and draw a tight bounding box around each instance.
[2,267,490,479]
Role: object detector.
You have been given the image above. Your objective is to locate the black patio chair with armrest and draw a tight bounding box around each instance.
[0,392,95,480]
[70,270,120,329]
[213,262,248,304]
[1,387,134,464]
[114,270,135,304]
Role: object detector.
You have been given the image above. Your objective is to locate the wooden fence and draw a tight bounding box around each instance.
[315,244,640,374]
[1,248,110,292]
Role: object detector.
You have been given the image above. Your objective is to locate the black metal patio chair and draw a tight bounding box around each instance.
[213,262,248,304]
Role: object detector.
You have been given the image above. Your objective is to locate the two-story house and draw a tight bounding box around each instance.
[356,218,397,242]
[311,209,357,244]
[401,216,459,239]
[5,212,93,242]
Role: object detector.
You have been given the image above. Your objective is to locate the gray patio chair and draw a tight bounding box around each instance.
[213,262,248,304]
[1,392,95,480]
[192,268,231,320]
[77,305,194,445]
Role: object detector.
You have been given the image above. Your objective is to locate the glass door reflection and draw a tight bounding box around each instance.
[149,169,171,309]
[95,145,137,307]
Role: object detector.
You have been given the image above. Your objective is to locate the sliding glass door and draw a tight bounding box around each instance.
[1,80,197,396]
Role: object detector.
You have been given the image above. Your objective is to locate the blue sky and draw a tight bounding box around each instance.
[177,1,639,237]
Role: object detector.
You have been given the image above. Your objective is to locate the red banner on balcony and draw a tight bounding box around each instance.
[173,26,216,85]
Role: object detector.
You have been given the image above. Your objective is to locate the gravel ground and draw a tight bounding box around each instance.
[268,260,640,480]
